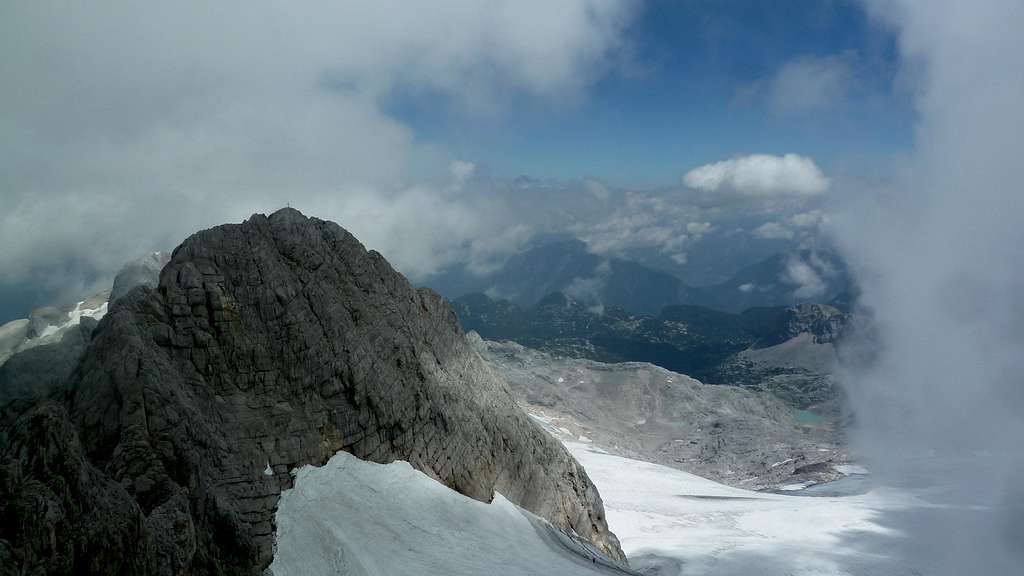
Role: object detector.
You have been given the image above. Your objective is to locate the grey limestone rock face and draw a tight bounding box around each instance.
[0,208,624,575]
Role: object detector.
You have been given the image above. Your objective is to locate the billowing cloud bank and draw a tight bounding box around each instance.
[0,1,634,291]
[834,1,1024,573]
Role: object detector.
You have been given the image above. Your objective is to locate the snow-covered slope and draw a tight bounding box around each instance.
[35,299,108,338]
[269,451,633,576]
[0,295,108,365]
[566,441,916,576]
[269,438,926,576]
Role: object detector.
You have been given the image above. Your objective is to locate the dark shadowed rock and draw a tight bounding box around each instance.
[743,303,847,348]
[779,303,846,344]
[0,208,624,575]
[0,318,96,416]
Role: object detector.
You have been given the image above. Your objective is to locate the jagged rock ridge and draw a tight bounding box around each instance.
[0,208,624,575]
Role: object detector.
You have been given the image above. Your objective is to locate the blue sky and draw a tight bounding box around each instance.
[386,0,913,186]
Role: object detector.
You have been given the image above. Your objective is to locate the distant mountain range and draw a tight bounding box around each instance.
[454,292,847,409]
[425,238,854,315]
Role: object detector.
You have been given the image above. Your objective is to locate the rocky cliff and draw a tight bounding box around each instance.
[0,208,624,575]
[771,303,846,346]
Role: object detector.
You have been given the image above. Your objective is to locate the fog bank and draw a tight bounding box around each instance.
[834,1,1024,573]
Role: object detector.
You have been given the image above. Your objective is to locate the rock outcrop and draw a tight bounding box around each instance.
[707,304,848,408]
[774,303,847,345]
[473,335,847,490]
[0,208,624,575]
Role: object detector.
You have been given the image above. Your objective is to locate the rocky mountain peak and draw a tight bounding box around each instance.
[0,208,624,574]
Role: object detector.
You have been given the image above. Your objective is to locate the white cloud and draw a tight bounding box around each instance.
[781,255,826,299]
[303,181,533,280]
[833,1,1024,570]
[584,178,612,201]
[682,154,829,197]
[572,192,696,263]
[790,209,829,228]
[0,1,635,288]
[686,222,714,236]
[564,260,612,313]
[752,222,795,240]
[737,282,756,293]
[450,161,477,188]
[767,53,856,114]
